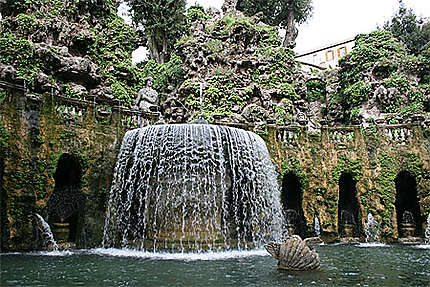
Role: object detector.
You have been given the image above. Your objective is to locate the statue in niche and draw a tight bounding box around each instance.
[132,77,159,112]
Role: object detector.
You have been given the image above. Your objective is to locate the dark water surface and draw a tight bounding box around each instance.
[1,244,429,287]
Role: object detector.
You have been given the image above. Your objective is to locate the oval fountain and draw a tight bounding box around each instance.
[102,124,284,251]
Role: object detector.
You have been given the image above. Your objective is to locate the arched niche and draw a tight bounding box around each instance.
[337,173,361,237]
[281,172,306,237]
[395,171,422,237]
[47,154,86,244]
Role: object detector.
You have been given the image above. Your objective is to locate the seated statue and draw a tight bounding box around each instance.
[132,77,159,112]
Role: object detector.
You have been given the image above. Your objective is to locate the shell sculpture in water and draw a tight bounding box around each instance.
[264,235,320,271]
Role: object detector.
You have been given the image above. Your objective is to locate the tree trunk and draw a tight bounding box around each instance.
[160,32,168,64]
[282,3,298,48]
[149,36,162,64]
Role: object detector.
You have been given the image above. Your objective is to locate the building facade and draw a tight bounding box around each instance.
[296,38,355,69]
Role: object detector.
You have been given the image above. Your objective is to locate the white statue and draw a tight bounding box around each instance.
[133,77,159,112]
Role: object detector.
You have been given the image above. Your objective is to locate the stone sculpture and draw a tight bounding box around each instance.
[264,235,320,271]
[132,77,159,112]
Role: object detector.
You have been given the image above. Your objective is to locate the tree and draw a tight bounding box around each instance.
[382,0,430,55]
[236,0,313,48]
[124,0,186,64]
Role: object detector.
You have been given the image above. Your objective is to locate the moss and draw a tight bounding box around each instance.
[332,155,362,183]
[185,4,210,32]
[185,74,252,120]
[142,53,184,95]
[274,99,293,125]
[306,80,326,102]
[0,122,9,158]
[0,31,41,84]
[281,155,308,190]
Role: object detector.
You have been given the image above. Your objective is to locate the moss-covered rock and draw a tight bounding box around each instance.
[327,31,430,124]
[0,0,144,105]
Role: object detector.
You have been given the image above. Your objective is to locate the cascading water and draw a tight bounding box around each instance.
[103,124,283,251]
[34,213,58,251]
[314,215,321,238]
[364,213,380,243]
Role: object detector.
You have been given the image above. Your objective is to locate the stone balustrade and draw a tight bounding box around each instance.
[328,129,355,144]
[276,127,300,147]
[52,94,159,129]
[382,126,413,145]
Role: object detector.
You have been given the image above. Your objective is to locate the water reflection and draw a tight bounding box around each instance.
[1,245,429,287]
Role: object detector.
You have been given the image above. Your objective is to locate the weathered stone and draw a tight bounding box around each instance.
[241,104,269,123]
[132,77,159,112]
[0,64,16,81]
[57,56,101,86]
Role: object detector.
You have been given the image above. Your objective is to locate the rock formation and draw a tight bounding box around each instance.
[164,10,308,125]
[0,0,143,105]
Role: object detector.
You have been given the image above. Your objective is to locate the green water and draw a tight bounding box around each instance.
[1,244,429,287]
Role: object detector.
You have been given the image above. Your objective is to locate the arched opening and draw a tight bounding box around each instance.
[281,172,306,237]
[48,154,86,244]
[395,171,422,237]
[338,173,361,237]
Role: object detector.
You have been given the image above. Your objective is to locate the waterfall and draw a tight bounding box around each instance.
[314,215,321,238]
[364,213,380,243]
[34,213,58,251]
[103,124,283,251]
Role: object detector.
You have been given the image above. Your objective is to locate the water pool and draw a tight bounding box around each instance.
[1,244,429,287]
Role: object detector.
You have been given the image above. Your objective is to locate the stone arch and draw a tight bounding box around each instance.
[395,171,422,237]
[281,171,306,237]
[47,153,86,244]
[337,173,361,237]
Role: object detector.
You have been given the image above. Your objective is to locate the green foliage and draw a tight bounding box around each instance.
[343,81,371,107]
[372,61,398,79]
[274,99,293,125]
[332,155,362,183]
[373,151,427,236]
[253,47,297,93]
[333,30,425,121]
[185,4,209,32]
[306,79,326,102]
[0,122,9,158]
[0,0,142,103]
[236,0,313,27]
[205,39,224,54]
[383,76,409,93]
[64,83,80,99]
[382,1,430,55]
[124,0,186,63]
[15,14,36,31]
[0,31,41,83]
[184,74,251,120]
[281,155,308,189]
[142,53,184,94]
[338,31,407,88]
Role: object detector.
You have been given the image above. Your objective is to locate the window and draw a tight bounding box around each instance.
[325,50,334,61]
[337,46,347,58]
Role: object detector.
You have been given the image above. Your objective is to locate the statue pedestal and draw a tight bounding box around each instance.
[400,223,415,238]
[52,223,70,242]
[343,224,355,237]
